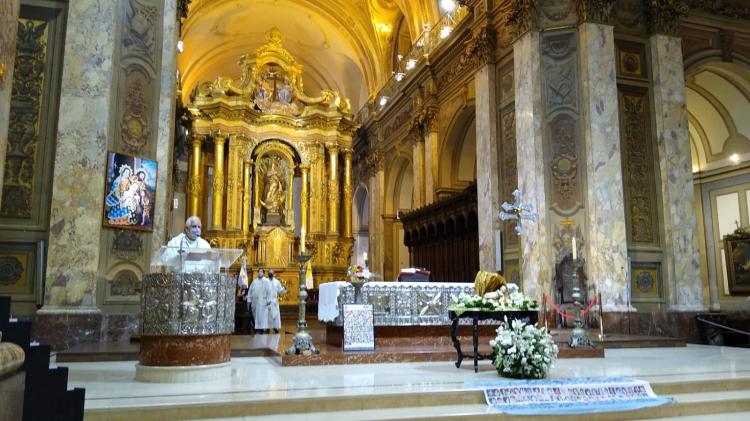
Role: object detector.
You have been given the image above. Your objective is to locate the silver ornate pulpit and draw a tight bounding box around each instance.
[136,246,242,383]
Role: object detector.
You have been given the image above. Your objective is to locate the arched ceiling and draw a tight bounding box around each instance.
[178,0,442,110]
[687,61,750,172]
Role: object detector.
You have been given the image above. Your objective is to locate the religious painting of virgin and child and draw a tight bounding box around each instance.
[103,151,157,231]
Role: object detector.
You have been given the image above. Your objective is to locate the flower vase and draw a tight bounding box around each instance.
[351,279,366,304]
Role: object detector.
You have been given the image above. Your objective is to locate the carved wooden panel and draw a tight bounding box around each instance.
[618,86,659,245]
[2,18,48,221]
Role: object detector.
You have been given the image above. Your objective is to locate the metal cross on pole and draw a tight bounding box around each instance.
[498,189,538,235]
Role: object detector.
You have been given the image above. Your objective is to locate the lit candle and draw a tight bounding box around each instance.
[572,237,577,260]
[300,231,306,253]
[363,252,368,264]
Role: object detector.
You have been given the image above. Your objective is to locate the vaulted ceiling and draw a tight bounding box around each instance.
[178,0,442,111]
[687,61,750,172]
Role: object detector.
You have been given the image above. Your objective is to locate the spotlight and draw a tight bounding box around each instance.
[406,58,417,70]
[394,72,405,82]
[440,26,452,39]
[730,153,740,164]
[177,40,184,53]
[379,96,389,107]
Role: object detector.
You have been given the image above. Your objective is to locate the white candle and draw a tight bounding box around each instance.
[300,231,306,252]
[572,237,577,260]
[363,252,368,263]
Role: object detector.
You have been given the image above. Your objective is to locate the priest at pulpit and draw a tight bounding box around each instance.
[167,215,211,249]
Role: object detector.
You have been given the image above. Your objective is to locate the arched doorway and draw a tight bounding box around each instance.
[687,60,750,309]
[437,107,476,198]
[384,155,413,280]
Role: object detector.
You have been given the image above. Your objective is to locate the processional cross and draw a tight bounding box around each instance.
[498,189,538,235]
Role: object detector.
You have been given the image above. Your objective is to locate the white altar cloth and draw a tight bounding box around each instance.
[319,281,475,325]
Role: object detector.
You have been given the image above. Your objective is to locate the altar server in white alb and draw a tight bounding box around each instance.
[249,268,273,334]
[267,270,286,333]
[167,215,211,249]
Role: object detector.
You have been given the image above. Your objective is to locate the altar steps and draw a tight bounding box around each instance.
[84,375,750,420]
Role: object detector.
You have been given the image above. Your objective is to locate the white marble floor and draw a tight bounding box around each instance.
[64,344,750,413]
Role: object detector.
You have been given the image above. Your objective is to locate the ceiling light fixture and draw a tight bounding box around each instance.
[440,26,452,39]
[406,58,417,70]
[177,40,184,53]
[440,0,456,12]
[730,153,740,164]
[379,96,389,107]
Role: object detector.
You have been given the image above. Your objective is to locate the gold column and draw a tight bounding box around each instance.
[326,144,339,234]
[242,159,252,233]
[342,149,353,238]
[300,164,310,251]
[187,135,204,218]
[226,135,239,230]
[211,135,226,230]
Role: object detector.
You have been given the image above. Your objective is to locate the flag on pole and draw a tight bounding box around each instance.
[239,256,249,288]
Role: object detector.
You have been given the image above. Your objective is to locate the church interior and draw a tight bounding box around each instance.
[2,0,750,419]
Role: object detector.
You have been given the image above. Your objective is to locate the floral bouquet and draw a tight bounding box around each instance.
[451,292,497,313]
[484,283,538,311]
[347,264,372,283]
[490,318,558,379]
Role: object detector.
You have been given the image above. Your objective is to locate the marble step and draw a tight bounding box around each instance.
[85,377,750,421]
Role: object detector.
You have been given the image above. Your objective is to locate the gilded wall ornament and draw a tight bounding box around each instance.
[501,0,536,36]
[110,270,139,296]
[0,256,23,285]
[577,0,615,24]
[111,229,144,259]
[648,0,688,36]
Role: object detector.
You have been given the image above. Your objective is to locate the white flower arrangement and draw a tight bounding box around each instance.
[484,283,538,311]
[490,318,558,379]
[451,283,538,313]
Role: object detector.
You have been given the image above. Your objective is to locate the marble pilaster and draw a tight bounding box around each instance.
[474,63,502,272]
[578,23,630,311]
[513,31,552,301]
[44,0,118,309]
[424,129,438,204]
[650,34,704,311]
[151,0,178,252]
[369,164,385,277]
[0,0,20,208]
[411,138,424,208]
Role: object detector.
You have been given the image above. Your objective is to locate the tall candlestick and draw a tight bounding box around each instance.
[572,237,577,260]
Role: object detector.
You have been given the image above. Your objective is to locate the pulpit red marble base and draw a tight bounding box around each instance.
[139,334,231,366]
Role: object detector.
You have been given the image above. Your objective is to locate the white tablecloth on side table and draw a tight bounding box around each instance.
[318,281,349,322]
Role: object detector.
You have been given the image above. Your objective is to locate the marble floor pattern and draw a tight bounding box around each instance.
[64,344,750,415]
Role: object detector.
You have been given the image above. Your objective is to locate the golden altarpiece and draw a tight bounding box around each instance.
[186,29,358,303]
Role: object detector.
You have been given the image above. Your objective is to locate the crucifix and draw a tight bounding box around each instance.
[499,189,538,235]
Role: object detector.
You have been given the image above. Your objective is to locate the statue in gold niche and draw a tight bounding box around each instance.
[260,159,286,224]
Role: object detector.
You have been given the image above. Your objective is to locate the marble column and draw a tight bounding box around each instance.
[187,135,204,218]
[514,31,552,301]
[424,128,438,204]
[326,144,339,234]
[0,0,20,208]
[342,150,353,238]
[650,34,703,311]
[151,0,178,253]
[368,156,385,276]
[474,63,502,272]
[43,0,118,310]
[211,135,225,230]
[578,22,630,311]
[411,137,425,208]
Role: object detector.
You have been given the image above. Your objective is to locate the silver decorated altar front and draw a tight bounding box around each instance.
[141,273,235,335]
[332,282,475,326]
